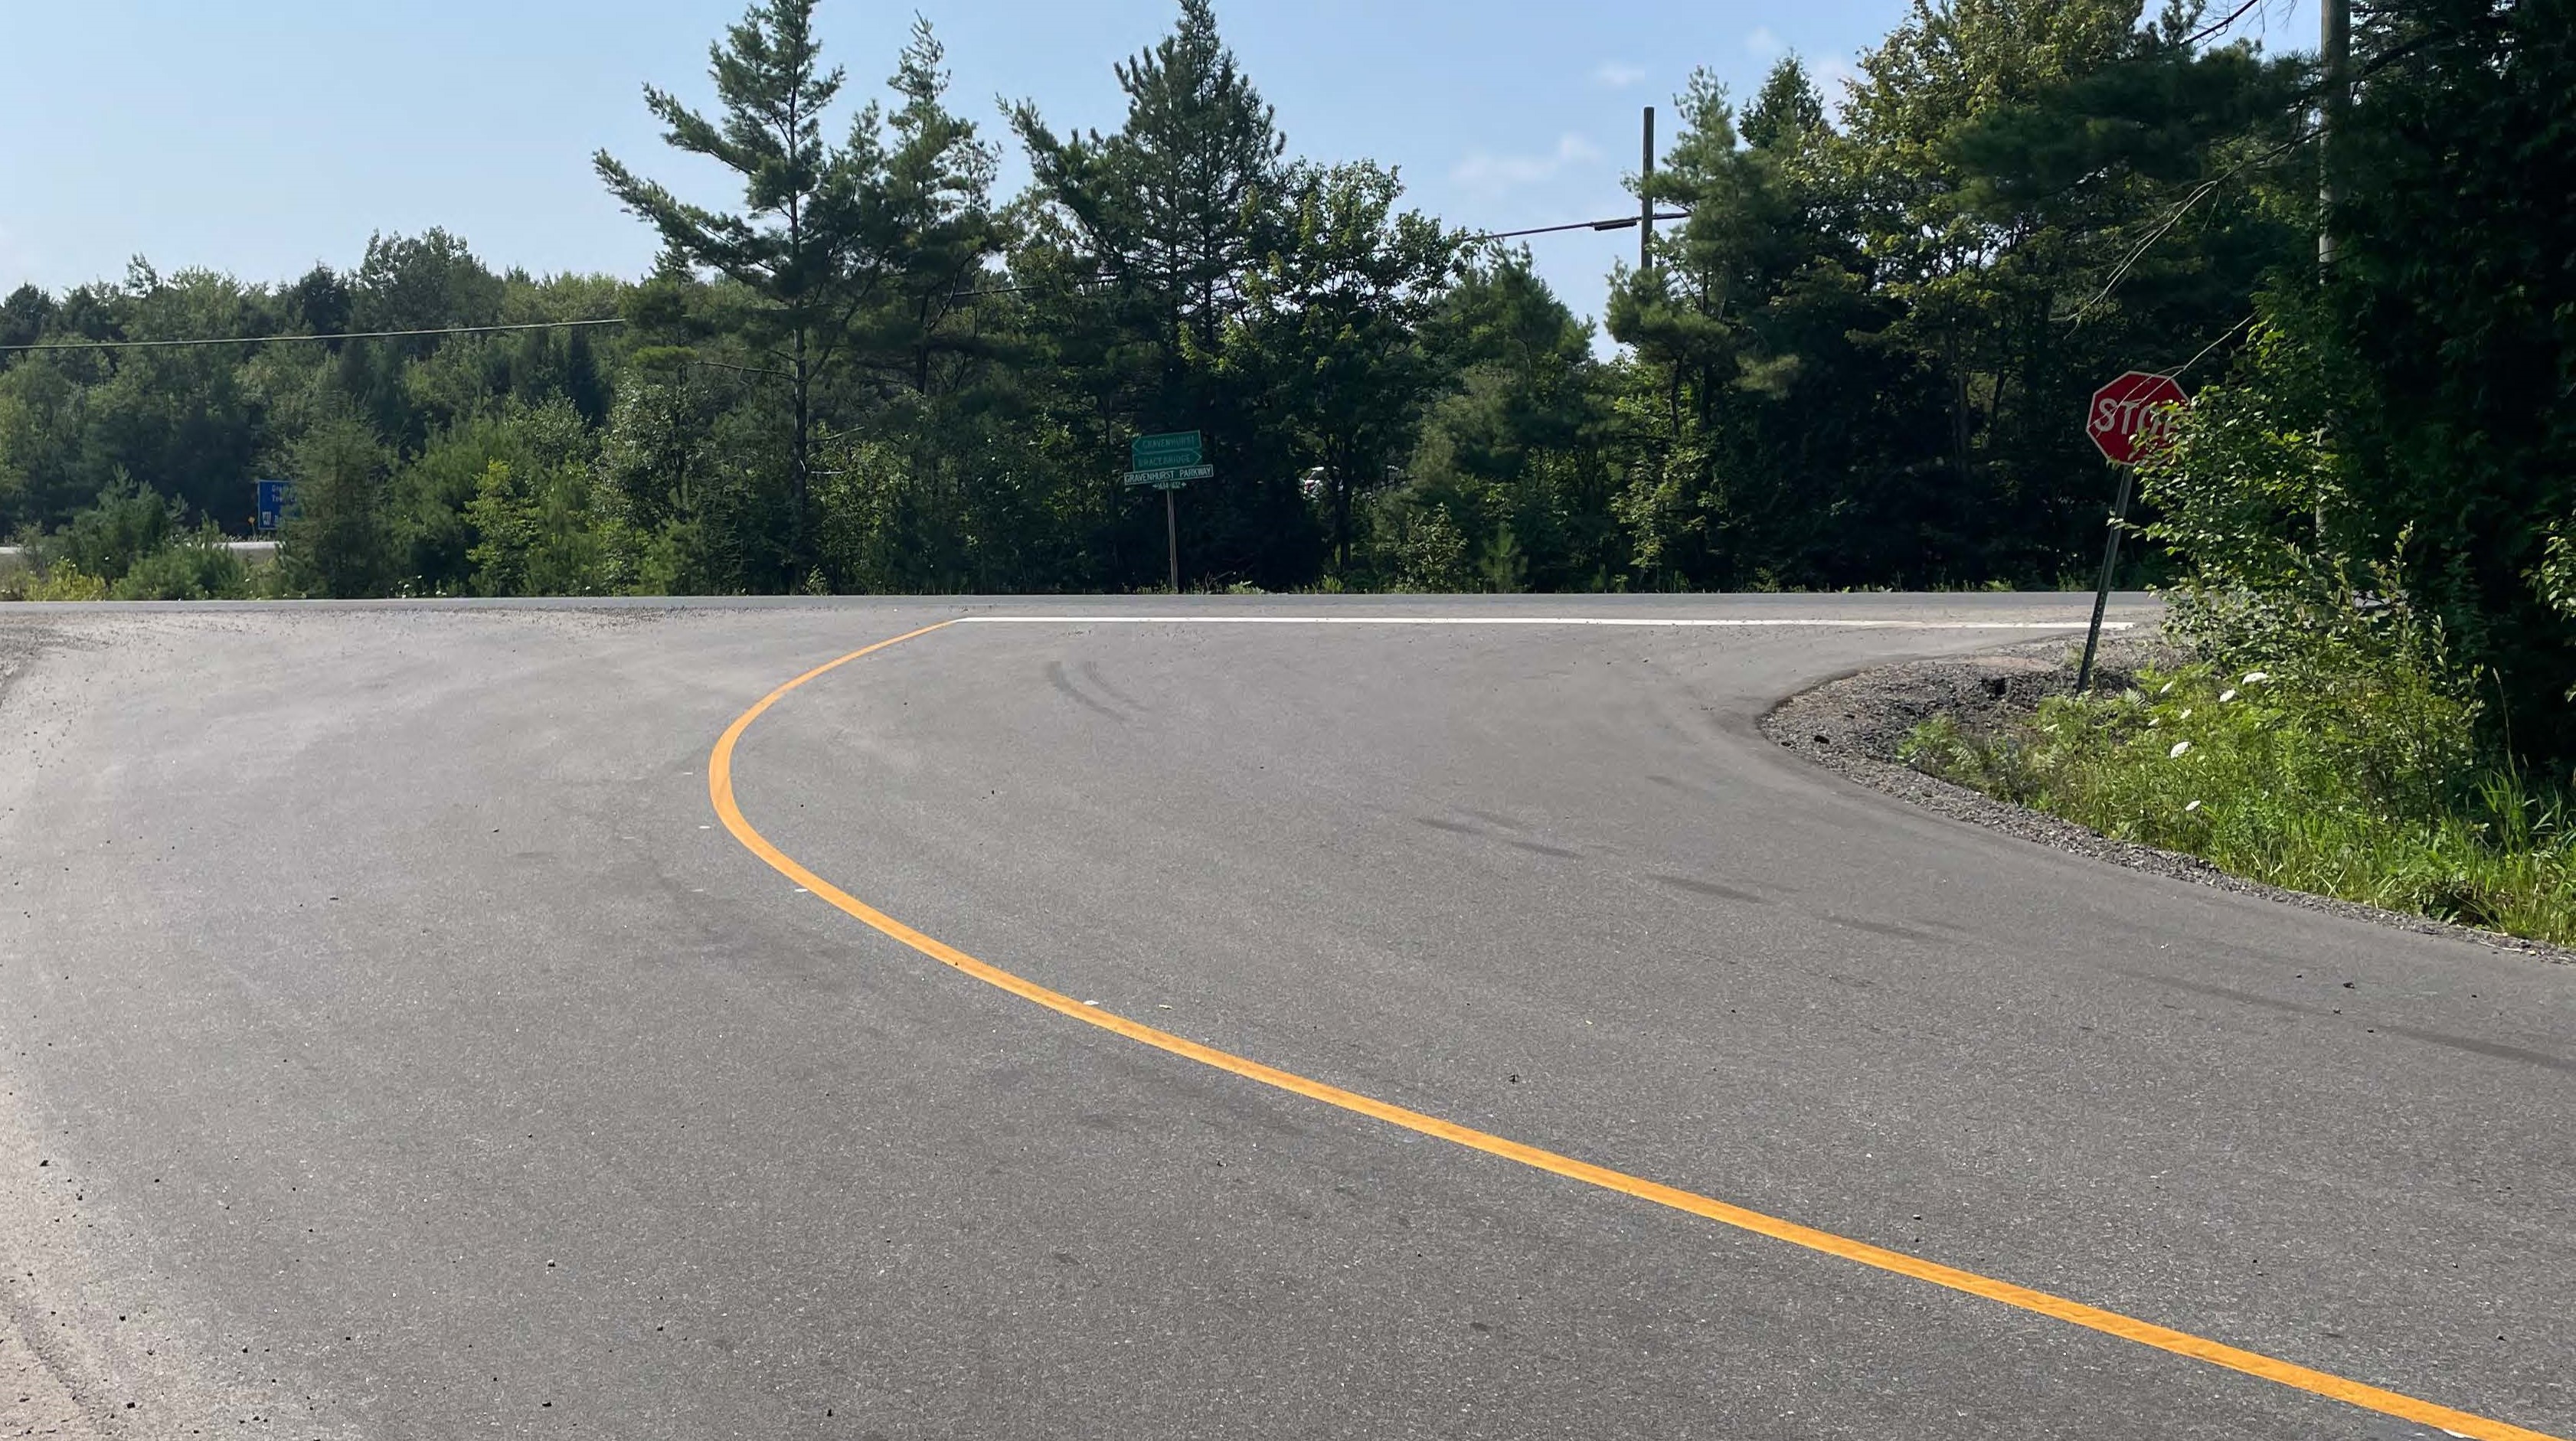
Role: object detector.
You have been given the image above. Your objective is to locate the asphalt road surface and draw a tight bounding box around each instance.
[1,595,2568,1440]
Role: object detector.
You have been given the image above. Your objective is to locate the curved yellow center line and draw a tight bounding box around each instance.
[709,619,2561,1441]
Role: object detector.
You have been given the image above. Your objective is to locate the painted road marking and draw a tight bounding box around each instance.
[708,619,2560,1441]
[957,614,2130,629]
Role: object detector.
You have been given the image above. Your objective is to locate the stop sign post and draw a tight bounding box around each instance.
[2077,371,2188,691]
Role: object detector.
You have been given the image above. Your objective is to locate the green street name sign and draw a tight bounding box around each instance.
[1122,463,1215,489]
[1131,431,1203,469]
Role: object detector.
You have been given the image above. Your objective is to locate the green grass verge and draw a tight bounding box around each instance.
[1901,664,2576,947]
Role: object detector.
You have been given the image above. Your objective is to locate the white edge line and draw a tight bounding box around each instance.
[956,616,2130,631]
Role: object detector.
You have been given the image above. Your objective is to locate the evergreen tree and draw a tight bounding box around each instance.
[1009,0,1294,587]
[1741,58,1828,151]
[1012,0,1286,361]
[280,417,394,598]
[596,0,868,581]
[1404,253,1617,591]
[856,20,1010,398]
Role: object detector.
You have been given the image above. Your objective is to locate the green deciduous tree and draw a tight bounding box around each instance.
[2317,0,2576,765]
[466,457,611,597]
[1225,161,1459,572]
[353,230,505,336]
[12,0,2565,745]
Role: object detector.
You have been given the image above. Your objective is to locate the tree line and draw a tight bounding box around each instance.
[3,0,2569,771]
[0,0,2303,600]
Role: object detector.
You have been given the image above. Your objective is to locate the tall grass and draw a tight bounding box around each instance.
[1903,663,2576,946]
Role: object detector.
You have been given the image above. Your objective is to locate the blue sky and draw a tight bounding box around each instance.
[0,0,2282,329]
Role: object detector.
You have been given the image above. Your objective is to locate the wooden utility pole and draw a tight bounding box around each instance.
[2319,0,2349,270]
[1639,106,1656,273]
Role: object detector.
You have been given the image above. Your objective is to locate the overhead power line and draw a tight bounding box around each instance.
[2062,133,2307,323]
[0,317,629,355]
[2167,310,2258,377]
[2186,0,2267,46]
[953,271,1126,299]
[1469,212,1691,243]
[956,210,1684,294]
[6,209,1685,348]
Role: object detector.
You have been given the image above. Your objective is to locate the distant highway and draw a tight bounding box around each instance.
[0,594,2566,1441]
[0,538,276,560]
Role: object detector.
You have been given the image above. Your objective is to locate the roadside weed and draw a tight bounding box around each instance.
[1903,664,2576,945]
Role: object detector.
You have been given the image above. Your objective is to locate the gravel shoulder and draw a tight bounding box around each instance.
[1759,635,2576,966]
[0,616,358,1441]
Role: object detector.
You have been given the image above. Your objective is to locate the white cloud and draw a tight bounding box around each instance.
[1593,61,1646,90]
[1806,55,1862,119]
[1746,26,1786,57]
[1451,134,1603,197]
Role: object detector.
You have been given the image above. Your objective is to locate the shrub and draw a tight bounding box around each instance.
[108,526,250,600]
[29,474,183,583]
[465,458,613,596]
[1904,662,2576,944]
[0,562,110,602]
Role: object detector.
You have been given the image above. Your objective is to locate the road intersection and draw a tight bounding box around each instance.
[1,595,2565,1439]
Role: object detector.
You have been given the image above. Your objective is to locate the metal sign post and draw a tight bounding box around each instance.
[2077,465,2136,693]
[1124,433,1211,593]
[2076,371,2189,692]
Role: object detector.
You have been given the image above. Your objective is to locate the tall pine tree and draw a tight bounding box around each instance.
[1008,0,1293,586]
[595,0,866,580]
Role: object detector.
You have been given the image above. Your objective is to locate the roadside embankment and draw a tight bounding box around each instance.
[1762,637,2574,962]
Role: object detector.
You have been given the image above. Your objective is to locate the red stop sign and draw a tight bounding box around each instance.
[2086,371,2189,465]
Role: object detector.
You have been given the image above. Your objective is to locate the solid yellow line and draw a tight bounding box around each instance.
[708,622,2563,1441]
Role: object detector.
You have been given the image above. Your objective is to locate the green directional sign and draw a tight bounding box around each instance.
[1122,462,1214,489]
[1126,431,1208,592]
[1131,431,1202,469]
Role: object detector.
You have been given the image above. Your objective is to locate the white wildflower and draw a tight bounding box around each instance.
[2158,681,2176,696]
[2242,671,2270,685]
[2147,716,2162,728]
[2218,689,2238,704]
[2185,799,2203,812]
[2169,740,2192,758]
[2178,708,2192,721]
